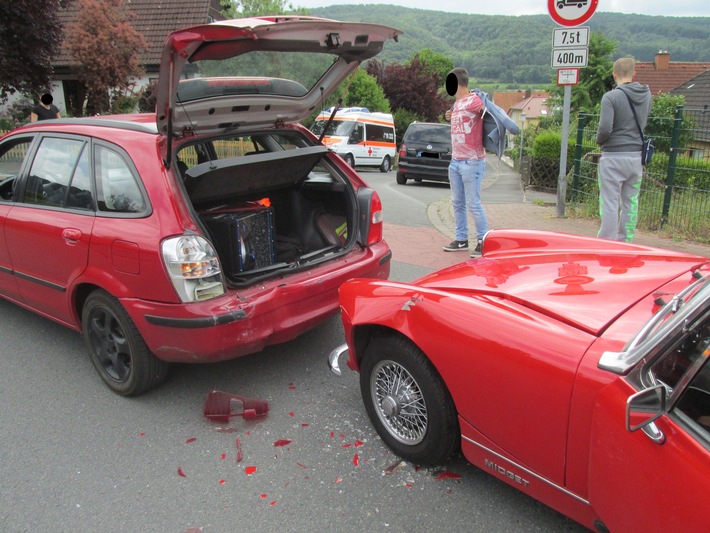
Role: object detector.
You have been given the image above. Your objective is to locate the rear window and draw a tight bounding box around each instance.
[179,51,334,101]
[404,124,451,144]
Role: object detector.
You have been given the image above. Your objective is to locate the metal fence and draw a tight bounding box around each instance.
[566,105,710,243]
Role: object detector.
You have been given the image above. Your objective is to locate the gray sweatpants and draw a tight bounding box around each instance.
[597,151,642,242]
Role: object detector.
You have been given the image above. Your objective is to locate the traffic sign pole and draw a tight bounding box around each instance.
[547,0,598,217]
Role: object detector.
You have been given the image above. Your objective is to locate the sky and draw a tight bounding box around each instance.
[293,0,710,18]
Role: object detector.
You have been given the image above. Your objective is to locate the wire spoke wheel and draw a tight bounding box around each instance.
[360,335,459,465]
[371,359,428,445]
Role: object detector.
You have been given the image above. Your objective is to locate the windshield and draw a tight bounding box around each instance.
[178,51,337,102]
[311,119,356,137]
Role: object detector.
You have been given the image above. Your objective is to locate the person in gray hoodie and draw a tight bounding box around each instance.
[596,57,652,242]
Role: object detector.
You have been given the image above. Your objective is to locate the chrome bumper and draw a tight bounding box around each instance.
[328,343,348,376]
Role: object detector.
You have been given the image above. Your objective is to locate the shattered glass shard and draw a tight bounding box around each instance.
[384,459,403,474]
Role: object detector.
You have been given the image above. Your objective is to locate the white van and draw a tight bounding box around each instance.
[312,107,396,172]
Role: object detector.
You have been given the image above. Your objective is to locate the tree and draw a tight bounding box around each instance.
[548,31,616,116]
[220,0,306,17]
[64,0,146,115]
[416,49,453,85]
[0,0,69,103]
[646,93,695,153]
[367,57,449,123]
[343,69,390,113]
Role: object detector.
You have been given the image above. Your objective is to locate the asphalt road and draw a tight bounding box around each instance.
[0,169,585,533]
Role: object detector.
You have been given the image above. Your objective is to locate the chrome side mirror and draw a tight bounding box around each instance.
[627,385,666,437]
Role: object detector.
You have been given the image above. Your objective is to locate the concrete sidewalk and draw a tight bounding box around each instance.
[427,155,710,257]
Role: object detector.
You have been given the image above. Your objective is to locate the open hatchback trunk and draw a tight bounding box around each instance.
[159,16,401,284]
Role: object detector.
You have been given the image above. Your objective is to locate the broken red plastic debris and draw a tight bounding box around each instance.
[236,438,243,463]
[434,470,461,481]
[220,453,226,459]
[274,439,292,447]
[384,459,403,474]
[335,477,343,483]
[341,443,351,448]
[288,383,296,390]
[354,440,364,447]
[353,453,359,466]
[203,390,269,423]
[260,493,267,499]
[245,466,257,475]
[185,437,197,444]
[177,466,187,477]
[219,479,226,485]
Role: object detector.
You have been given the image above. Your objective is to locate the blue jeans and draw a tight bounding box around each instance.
[449,158,488,241]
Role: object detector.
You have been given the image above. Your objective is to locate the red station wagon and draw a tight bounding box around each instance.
[0,17,400,395]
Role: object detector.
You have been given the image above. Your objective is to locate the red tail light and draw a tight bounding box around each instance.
[398,144,407,158]
[367,190,383,245]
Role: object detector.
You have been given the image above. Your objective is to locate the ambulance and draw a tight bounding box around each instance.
[312,107,396,172]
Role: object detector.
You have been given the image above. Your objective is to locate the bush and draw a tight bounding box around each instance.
[137,82,157,113]
[0,95,33,129]
[392,108,425,146]
[532,130,561,160]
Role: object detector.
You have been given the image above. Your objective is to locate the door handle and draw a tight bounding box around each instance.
[62,228,82,243]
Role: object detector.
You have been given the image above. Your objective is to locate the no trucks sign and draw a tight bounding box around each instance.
[548,0,598,27]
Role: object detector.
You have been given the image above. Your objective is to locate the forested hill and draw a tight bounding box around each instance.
[309,4,710,84]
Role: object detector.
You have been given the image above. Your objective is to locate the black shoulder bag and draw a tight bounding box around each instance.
[619,88,654,166]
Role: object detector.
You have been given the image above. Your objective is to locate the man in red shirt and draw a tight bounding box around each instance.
[443,68,488,255]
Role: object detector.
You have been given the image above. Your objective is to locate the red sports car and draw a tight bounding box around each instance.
[0,17,399,395]
[329,229,710,532]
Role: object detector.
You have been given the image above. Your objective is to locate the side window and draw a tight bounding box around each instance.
[366,124,395,143]
[25,137,88,208]
[651,313,710,392]
[95,145,146,214]
[675,355,710,433]
[0,137,33,201]
[65,147,93,210]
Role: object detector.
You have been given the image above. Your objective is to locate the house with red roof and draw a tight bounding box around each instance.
[670,68,710,158]
[634,51,710,96]
[508,94,551,130]
[39,0,224,115]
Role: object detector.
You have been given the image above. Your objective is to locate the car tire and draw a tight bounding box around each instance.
[360,335,459,465]
[344,153,355,168]
[379,155,391,173]
[82,290,168,396]
[396,172,407,185]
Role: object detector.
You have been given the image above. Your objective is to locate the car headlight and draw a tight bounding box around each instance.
[161,235,225,302]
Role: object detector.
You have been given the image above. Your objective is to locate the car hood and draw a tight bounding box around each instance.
[156,16,401,145]
[414,230,709,335]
